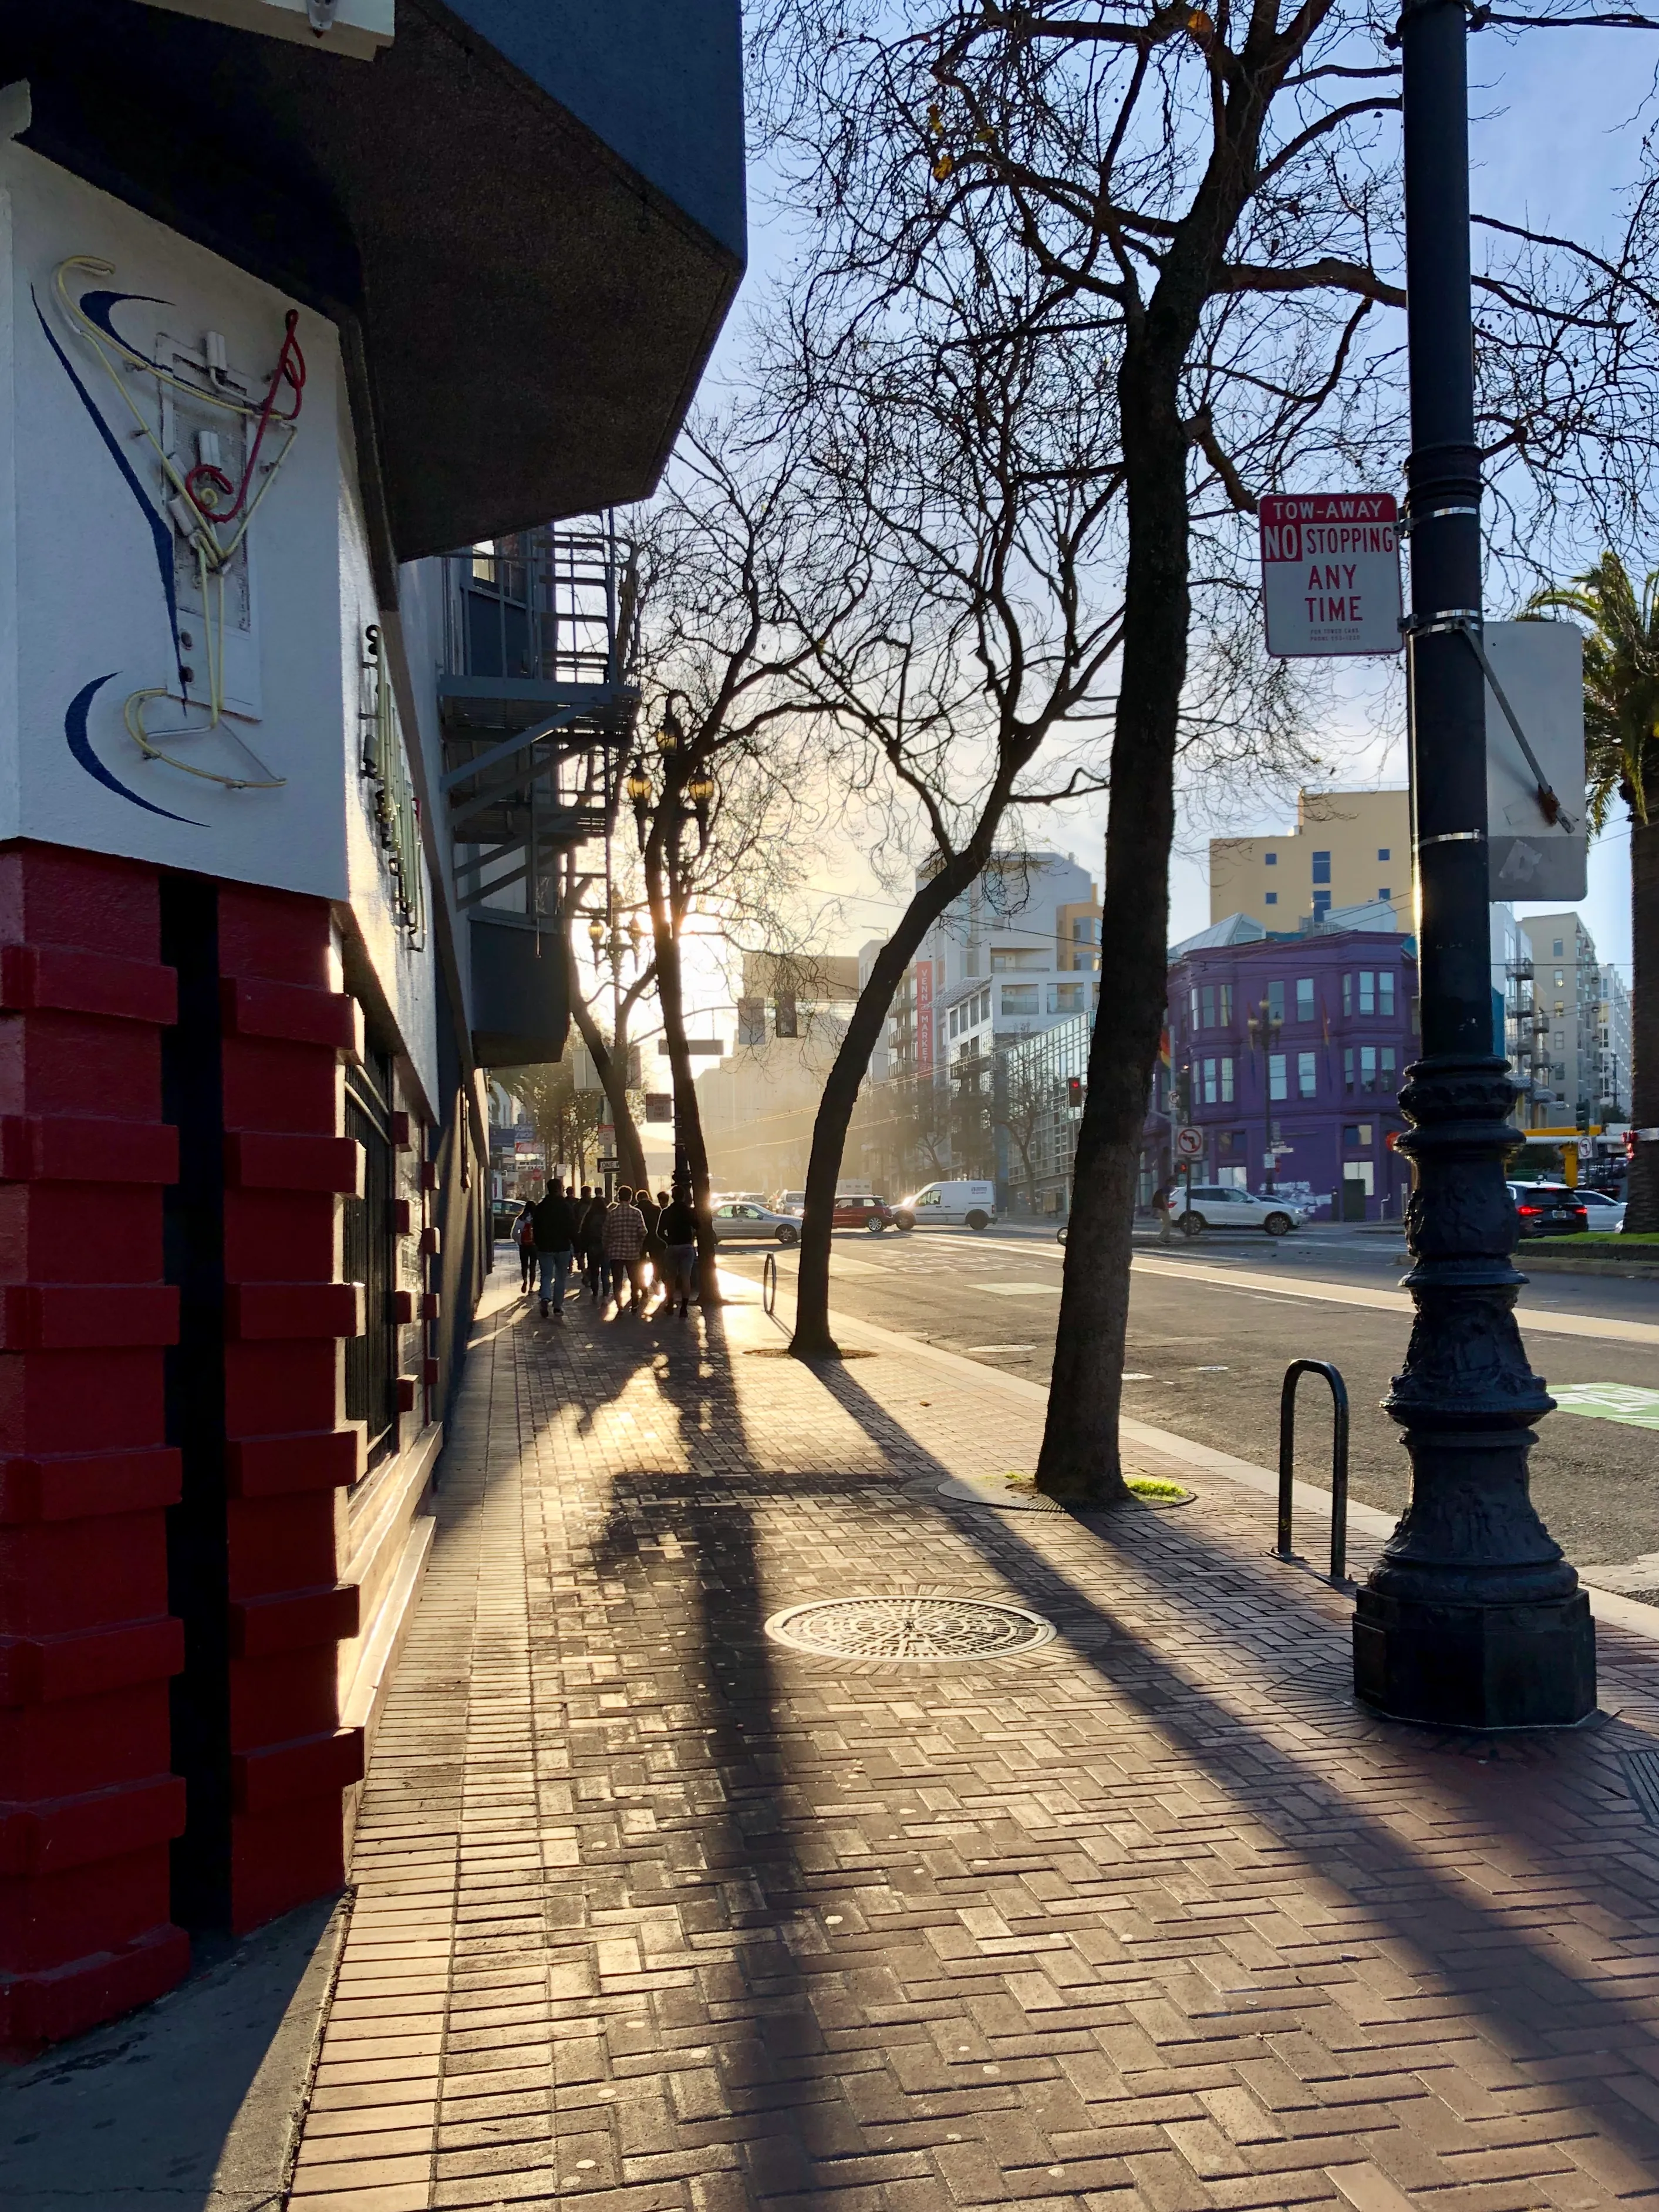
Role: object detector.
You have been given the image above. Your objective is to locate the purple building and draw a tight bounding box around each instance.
[1164,909,1418,1221]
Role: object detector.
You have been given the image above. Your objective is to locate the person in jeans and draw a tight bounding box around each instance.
[580,1189,609,1300]
[531,1178,581,1320]
[657,1185,698,1319]
[603,1186,647,1313]
[512,1197,537,1293]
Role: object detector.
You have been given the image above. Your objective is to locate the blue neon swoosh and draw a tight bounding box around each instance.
[32,286,182,679]
[77,289,171,375]
[66,675,204,826]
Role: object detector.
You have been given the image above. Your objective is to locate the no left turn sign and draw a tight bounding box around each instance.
[1260,492,1402,657]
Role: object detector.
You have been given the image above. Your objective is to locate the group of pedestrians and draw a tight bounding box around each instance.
[511,1180,701,1321]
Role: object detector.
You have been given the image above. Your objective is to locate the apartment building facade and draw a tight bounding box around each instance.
[1166,916,1418,1220]
[1520,912,1606,1129]
[1210,789,1412,931]
[887,852,1101,1081]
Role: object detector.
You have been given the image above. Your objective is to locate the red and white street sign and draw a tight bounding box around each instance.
[1259,493,1402,657]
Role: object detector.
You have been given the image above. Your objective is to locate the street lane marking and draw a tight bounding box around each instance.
[1552,1384,1659,1431]
[983,1283,1063,1297]
[966,1344,1035,1353]
[1131,1255,1659,1348]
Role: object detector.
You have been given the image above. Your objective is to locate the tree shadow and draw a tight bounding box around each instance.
[784,1352,1659,2162]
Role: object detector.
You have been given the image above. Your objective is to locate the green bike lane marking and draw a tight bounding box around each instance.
[1550,1384,1659,1431]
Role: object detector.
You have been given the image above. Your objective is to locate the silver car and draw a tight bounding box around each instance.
[711,1199,800,1246]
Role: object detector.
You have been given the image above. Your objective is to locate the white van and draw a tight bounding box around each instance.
[895,1179,997,1232]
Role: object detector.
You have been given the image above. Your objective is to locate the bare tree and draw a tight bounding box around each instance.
[761,0,1659,1491]
[994,1045,1054,1213]
[626,424,862,1303]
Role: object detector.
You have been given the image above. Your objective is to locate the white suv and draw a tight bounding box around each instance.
[1173,1183,1304,1237]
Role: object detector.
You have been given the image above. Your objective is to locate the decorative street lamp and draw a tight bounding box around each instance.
[625,757,653,840]
[1354,0,1594,1727]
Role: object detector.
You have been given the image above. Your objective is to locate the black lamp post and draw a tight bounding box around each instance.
[1353,0,1595,1726]
[1246,997,1283,1194]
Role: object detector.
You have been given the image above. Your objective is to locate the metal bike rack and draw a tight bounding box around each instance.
[1276,1359,1351,1585]
[763,1251,777,1317]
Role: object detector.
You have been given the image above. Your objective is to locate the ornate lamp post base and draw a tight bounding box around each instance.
[1355,1589,1596,1730]
[1354,1055,1597,1731]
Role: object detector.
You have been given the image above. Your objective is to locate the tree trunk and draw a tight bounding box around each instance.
[565,936,649,1194]
[791,840,1006,1357]
[1626,801,1659,1233]
[1036,346,1192,1505]
[646,835,723,1306]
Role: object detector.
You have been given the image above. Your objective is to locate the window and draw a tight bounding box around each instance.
[1312,850,1331,885]
[343,1047,400,1469]
[1344,1123,1363,1148]
[1220,1057,1235,1103]
[991,947,1043,972]
[1342,973,1353,1016]
[1048,982,1085,1014]
[1201,983,1216,1029]
[1202,1057,1218,1105]
[1313,891,1331,919]
[1001,983,1038,1015]
[1380,1046,1397,1090]
[1361,1044,1378,1092]
[979,987,991,1022]
[1189,987,1199,1027]
[1297,1051,1317,1098]
[1269,1052,1288,1101]
[1265,891,1278,905]
[1378,848,1391,862]
[1267,979,1286,1023]
[1265,852,1278,866]
[1359,971,1376,1014]
[1554,971,1564,989]
[949,1006,960,1038]
[1378,887,1391,902]
[1344,1047,1355,1094]
[1553,939,1564,957]
[1379,971,1395,1017]
[1296,977,1314,1023]
[1219,983,1233,1025]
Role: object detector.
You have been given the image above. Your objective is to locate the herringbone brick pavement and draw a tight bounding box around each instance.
[290,1270,1659,2212]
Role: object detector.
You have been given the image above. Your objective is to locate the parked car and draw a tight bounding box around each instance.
[1508,1182,1589,1236]
[832,1192,898,1232]
[769,1190,807,1216]
[1576,1186,1627,1232]
[893,1179,998,1232]
[711,1199,801,1245]
[1174,1183,1304,1237]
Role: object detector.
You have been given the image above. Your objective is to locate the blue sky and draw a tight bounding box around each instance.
[699,18,1658,983]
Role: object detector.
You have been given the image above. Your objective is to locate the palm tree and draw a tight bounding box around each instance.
[1528,553,1658,1232]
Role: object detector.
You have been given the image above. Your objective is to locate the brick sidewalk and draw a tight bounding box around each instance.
[290,1272,1659,2212]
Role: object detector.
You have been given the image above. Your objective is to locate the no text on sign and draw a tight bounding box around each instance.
[1260,493,1402,657]
[1175,1127,1205,1159]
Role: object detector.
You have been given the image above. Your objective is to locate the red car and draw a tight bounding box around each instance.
[832,1193,898,1233]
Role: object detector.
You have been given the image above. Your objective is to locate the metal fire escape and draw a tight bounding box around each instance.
[440,522,637,1065]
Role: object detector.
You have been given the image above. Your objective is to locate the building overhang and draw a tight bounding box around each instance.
[3,0,746,570]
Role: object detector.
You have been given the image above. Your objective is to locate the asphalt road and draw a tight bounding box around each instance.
[717,1222,1659,1587]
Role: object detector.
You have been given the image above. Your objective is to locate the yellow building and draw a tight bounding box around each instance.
[1210,789,1413,930]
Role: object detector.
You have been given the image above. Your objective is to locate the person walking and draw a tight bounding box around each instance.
[580,1188,609,1301]
[512,1196,537,1293]
[531,1178,581,1321]
[638,1188,667,1314]
[603,1185,647,1314]
[657,1184,698,1320]
[1152,1174,1176,1246]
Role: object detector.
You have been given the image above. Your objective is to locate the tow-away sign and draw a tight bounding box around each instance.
[1260,493,1402,657]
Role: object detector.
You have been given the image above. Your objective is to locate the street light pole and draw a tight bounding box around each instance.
[1353,0,1595,1725]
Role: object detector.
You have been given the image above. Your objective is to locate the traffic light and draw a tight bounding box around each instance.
[1066,1075,1083,1106]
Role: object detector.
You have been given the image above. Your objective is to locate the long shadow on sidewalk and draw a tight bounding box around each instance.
[795,1355,1659,2146]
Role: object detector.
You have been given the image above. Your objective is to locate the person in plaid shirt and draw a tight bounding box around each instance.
[602,1186,647,1313]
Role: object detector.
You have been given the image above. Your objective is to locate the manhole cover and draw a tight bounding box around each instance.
[764,1594,1057,1661]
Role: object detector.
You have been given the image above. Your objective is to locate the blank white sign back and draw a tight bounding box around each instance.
[1482,621,1587,902]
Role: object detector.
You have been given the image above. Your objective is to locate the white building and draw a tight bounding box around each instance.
[889,853,1100,1080]
[1520,912,1603,1127]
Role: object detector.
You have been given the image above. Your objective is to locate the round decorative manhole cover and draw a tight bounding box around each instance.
[764,1594,1057,1662]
